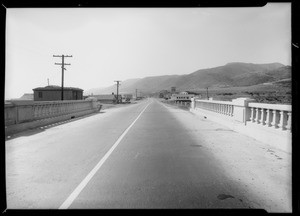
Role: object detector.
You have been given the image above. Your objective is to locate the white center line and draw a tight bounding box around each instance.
[59,101,152,209]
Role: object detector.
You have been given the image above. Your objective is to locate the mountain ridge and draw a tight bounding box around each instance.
[84,62,290,95]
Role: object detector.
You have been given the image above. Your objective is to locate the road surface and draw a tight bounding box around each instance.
[5,98,291,211]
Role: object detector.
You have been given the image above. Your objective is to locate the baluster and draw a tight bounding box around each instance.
[43,104,47,117]
[55,104,59,115]
[58,104,62,114]
[38,105,42,117]
[250,107,255,122]
[278,111,285,130]
[260,108,266,125]
[265,109,271,126]
[286,112,292,131]
[226,105,228,115]
[33,106,37,118]
[46,104,50,117]
[271,110,278,128]
[255,108,260,124]
[40,105,44,117]
[36,105,40,117]
[46,104,50,116]
[48,104,52,116]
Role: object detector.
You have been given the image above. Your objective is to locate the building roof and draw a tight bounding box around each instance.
[33,85,83,91]
[19,93,33,100]
[172,93,195,96]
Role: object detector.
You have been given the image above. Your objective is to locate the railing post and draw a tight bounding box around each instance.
[191,98,195,109]
[232,98,256,124]
[286,112,292,131]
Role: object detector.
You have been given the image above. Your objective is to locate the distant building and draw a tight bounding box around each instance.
[93,94,122,104]
[171,91,195,102]
[33,85,83,101]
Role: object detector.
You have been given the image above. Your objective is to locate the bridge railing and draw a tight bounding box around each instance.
[190,97,292,152]
[191,97,291,133]
[5,100,101,126]
[248,102,291,131]
[194,99,234,117]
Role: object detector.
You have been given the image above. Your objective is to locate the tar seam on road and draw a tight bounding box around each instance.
[59,100,152,209]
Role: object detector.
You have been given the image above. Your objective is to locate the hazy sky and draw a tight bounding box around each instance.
[5,4,291,99]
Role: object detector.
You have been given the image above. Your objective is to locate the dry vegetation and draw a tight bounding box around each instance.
[195,81,291,104]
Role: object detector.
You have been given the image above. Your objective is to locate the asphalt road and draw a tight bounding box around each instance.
[5,98,291,211]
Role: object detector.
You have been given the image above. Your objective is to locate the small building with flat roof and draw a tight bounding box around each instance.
[33,85,83,101]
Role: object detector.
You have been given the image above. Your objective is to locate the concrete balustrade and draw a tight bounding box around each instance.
[194,100,235,118]
[5,99,101,135]
[31,100,93,120]
[248,102,291,131]
[190,97,292,153]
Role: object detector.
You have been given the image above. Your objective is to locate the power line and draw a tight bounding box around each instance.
[53,54,72,100]
[114,80,121,104]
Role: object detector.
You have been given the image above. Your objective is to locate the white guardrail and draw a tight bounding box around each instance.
[5,99,101,126]
[190,97,291,152]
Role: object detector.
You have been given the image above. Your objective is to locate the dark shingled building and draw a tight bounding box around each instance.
[33,85,83,101]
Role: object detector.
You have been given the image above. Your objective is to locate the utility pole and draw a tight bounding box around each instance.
[136,89,138,99]
[53,54,72,100]
[206,87,209,100]
[47,78,49,86]
[114,80,121,104]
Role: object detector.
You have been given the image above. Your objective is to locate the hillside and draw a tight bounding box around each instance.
[85,62,291,95]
